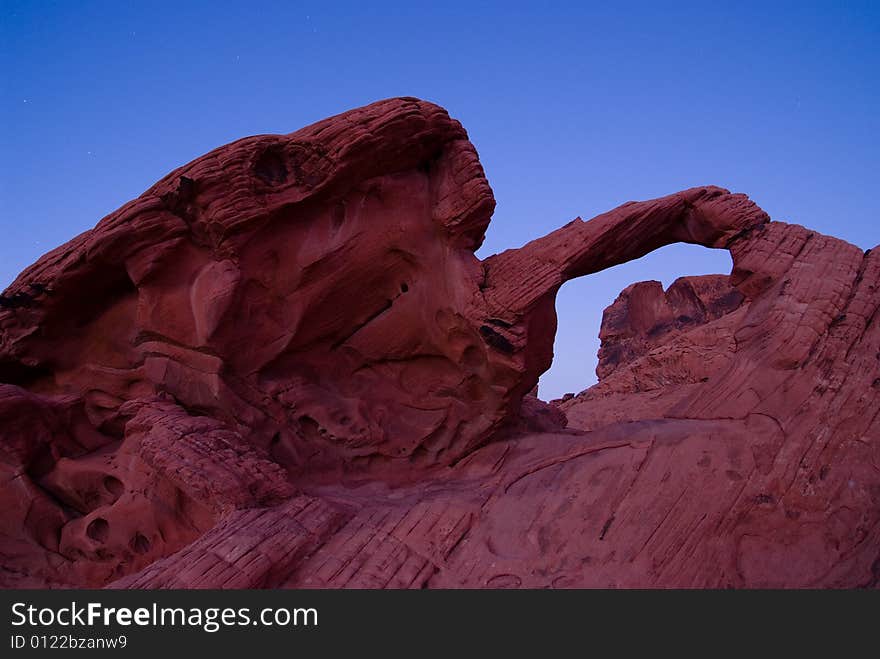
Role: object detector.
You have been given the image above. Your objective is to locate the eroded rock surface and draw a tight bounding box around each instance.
[1,98,877,588]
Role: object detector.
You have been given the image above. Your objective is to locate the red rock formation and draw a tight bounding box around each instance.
[1,98,877,588]
[560,275,748,430]
[595,274,744,380]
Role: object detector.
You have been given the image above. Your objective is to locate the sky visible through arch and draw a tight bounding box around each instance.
[2,1,877,398]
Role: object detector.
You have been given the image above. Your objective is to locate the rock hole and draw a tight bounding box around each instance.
[479,325,515,354]
[103,476,124,499]
[298,416,321,441]
[254,145,288,185]
[130,533,151,555]
[86,518,109,543]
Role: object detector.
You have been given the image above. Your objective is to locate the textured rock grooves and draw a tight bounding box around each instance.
[0,98,877,589]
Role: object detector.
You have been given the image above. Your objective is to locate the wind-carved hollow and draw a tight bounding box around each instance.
[254,145,288,185]
[86,518,109,543]
[103,476,124,500]
[130,533,151,555]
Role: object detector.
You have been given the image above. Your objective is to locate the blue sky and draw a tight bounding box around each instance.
[2,1,877,398]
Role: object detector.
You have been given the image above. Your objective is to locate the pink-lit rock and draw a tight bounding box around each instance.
[1,98,877,588]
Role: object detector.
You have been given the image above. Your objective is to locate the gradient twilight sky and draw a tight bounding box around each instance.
[2,1,878,398]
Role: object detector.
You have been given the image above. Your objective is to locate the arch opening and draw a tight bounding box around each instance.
[539,242,734,401]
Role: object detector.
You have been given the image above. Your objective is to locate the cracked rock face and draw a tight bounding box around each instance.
[1,98,878,588]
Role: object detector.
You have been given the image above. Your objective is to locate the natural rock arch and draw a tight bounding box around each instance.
[1,98,877,588]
